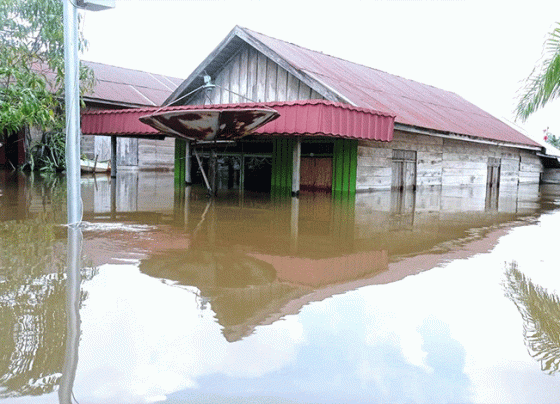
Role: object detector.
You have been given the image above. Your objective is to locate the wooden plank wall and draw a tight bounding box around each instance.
[356,130,542,191]
[137,137,175,170]
[188,43,324,105]
[82,136,174,170]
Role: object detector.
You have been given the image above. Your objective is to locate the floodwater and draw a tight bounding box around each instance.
[1,169,560,404]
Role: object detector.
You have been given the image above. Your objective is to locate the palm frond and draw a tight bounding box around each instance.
[516,23,560,121]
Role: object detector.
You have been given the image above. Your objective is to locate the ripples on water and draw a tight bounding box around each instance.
[1,170,560,403]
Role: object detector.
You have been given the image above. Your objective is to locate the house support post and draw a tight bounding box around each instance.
[110,135,117,178]
[239,154,245,194]
[332,139,358,196]
[110,176,116,219]
[185,140,192,184]
[209,148,218,196]
[292,138,301,197]
[193,148,213,196]
[271,138,294,198]
[174,138,186,187]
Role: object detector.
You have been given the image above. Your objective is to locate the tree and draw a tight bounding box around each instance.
[515,23,560,122]
[0,0,92,171]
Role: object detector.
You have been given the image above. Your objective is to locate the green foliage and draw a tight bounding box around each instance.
[544,130,560,149]
[28,130,67,171]
[0,0,93,170]
[516,23,560,122]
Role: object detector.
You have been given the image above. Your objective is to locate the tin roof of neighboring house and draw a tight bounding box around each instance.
[82,61,183,108]
[81,99,395,142]
[166,26,539,149]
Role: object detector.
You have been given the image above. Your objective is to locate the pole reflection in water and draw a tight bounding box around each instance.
[290,196,299,255]
[58,225,82,404]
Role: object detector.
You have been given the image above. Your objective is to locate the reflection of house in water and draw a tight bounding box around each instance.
[79,172,552,341]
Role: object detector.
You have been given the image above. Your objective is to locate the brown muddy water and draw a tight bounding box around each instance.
[1,169,560,404]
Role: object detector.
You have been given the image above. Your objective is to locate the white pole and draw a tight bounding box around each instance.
[63,0,81,226]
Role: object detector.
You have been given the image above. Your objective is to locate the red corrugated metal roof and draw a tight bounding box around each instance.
[30,61,182,108]
[81,100,395,142]
[177,27,538,148]
[82,61,183,107]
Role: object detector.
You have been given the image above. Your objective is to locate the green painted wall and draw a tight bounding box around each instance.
[332,139,358,196]
[174,138,187,187]
[271,138,294,198]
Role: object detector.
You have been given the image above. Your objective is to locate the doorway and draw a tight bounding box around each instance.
[391,149,417,190]
[487,157,501,188]
[300,157,333,192]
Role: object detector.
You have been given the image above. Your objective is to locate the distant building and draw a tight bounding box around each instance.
[80,61,182,171]
[0,61,182,170]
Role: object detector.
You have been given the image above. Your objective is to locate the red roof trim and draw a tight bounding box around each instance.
[81,100,396,142]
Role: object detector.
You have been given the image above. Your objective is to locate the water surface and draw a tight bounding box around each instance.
[1,170,560,403]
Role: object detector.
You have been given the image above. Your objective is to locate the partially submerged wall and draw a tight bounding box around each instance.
[81,136,174,170]
[356,130,543,191]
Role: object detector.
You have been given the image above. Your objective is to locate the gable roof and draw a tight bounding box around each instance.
[166,26,539,149]
[83,61,183,108]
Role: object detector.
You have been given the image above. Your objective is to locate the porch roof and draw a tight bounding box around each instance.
[81,99,395,142]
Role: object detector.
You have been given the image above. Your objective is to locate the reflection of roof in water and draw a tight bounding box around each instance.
[79,184,555,341]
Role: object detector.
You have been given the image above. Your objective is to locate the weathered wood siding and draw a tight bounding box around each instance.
[542,168,560,183]
[188,43,324,105]
[356,130,543,191]
[81,136,174,170]
[137,137,175,170]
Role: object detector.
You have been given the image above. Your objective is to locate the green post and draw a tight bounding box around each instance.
[174,138,186,187]
[271,138,294,198]
[332,139,357,197]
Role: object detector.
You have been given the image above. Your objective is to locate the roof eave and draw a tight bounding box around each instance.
[394,123,543,152]
[83,97,152,109]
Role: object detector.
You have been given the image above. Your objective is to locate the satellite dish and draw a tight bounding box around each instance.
[139,108,279,141]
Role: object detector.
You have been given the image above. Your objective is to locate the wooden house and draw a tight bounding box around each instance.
[0,61,182,170]
[82,26,545,195]
[80,61,182,171]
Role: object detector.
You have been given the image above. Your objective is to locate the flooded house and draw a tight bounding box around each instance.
[82,26,546,195]
[0,61,182,170]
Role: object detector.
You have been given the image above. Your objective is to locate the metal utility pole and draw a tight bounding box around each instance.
[60,3,114,403]
[63,0,115,226]
[63,0,81,226]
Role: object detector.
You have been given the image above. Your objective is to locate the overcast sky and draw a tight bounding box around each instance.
[80,0,560,142]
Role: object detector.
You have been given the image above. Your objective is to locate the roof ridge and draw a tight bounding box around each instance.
[238,26,462,97]
[82,60,182,81]
[94,75,176,91]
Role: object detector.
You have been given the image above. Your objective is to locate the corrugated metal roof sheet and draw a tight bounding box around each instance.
[241,27,539,147]
[167,26,538,148]
[82,61,183,107]
[81,100,395,142]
